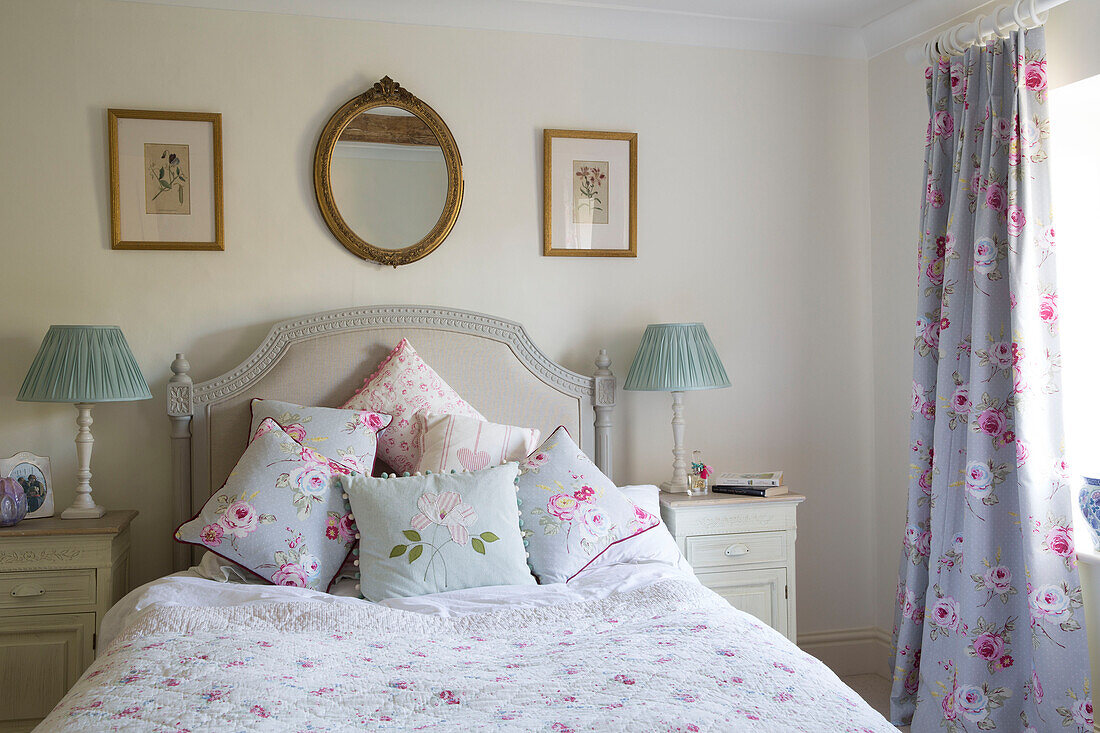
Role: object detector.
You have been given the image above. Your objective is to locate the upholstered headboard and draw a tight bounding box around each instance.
[167,305,616,570]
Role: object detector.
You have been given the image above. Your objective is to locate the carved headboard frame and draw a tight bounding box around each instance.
[166,305,615,571]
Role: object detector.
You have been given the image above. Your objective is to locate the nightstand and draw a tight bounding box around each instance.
[0,510,136,732]
[660,492,803,642]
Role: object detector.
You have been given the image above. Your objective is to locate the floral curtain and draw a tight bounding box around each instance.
[890,28,1092,731]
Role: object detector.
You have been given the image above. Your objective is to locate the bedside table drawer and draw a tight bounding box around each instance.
[685,531,787,570]
[0,569,97,611]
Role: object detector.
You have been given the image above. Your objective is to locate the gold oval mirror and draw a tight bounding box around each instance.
[314,77,463,267]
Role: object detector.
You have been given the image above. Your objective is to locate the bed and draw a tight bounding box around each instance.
[37,305,896,732]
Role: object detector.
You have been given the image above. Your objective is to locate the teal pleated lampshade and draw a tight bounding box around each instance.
[17,326,152,403]
[624,323,730,392]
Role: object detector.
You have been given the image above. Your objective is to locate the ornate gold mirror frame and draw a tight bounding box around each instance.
[314,76,463,267]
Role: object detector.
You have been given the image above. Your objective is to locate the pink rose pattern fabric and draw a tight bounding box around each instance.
[249,398,391,474]
[891,30,1091,731]
[342,339,485,474]
[39,580,897,732]
[176,418,356,591]
[518,427,659,584]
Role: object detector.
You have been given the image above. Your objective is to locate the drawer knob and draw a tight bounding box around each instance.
[10,583,46,598]
[725,543,750,558]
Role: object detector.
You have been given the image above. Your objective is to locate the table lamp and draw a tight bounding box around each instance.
[17,326,151,519]
[624,323,729,493]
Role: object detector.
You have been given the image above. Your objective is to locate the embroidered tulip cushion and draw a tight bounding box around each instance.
[416,412,540,474]
[175,418,357,591]
[342,339,485,474]
[518,427,660,583]
[341,463,535,601]
[249,398,391,474]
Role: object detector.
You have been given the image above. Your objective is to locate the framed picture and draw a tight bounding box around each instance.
[0,452,54,519]
[108,109,224,250]
[543,129,636,257]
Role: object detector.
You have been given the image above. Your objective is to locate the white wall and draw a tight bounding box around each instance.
[867,0,1100,633]
[0,0,876,636]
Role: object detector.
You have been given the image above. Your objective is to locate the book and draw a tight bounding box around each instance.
[713,484,789,498]
[714,471,783,488]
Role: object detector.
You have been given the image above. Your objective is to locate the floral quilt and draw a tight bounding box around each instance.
[40,581,895,732]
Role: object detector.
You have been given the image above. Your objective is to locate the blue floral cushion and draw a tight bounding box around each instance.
[341,463,535,601]
[517,426,660,583]
[175,418,356,591]
[250,398,391,474]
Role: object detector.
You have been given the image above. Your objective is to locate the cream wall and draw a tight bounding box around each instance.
[868,1,1100,633]
[0,0,875,637]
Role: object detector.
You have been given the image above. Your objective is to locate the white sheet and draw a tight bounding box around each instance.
[99,551,699,649]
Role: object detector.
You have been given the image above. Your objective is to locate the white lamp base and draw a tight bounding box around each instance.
[662,391,691,493]
[62,403,106,520]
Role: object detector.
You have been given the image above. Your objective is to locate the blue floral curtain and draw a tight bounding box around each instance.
[890,28,1092,731]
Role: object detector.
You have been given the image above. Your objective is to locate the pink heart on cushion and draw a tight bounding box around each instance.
[457,447,490,472]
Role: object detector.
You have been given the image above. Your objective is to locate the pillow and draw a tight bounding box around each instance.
[585,484,694,575]
[341,463,535,601]
[416,412,540,474]
[250,398,391,474]
[175,418,356,591]
[517,427,660,584]
[342,339,484,474]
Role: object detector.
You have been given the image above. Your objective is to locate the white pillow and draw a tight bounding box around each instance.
[573,484,693,576]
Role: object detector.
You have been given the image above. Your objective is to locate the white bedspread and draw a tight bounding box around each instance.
[42,560,895,732]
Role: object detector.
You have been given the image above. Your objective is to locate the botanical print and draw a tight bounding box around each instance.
[890,29,1091,731]
[389,490,498,586]
[572,160,608,224]
[144,143,190,214]
[259,529,323,587]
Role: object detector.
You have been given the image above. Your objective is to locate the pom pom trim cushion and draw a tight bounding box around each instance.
[341,463,535,602]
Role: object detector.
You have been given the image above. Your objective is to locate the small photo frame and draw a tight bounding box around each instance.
[0,452,54,519]
[543,129,637,257]
[108,109,224,250]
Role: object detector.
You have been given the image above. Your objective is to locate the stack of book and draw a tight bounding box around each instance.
[712,471,788,497]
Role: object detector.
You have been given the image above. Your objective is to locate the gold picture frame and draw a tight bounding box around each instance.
[108,109,224,250]
[543,129,637,257]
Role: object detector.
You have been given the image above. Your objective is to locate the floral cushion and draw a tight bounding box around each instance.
[518,426,660,584]
[175,418,356,591]
[342,339,485,474]
[249,399,391,474]
[341,463,535,601]
[416,412,540,474]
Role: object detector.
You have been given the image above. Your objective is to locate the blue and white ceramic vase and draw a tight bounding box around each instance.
[0,477,27,527]
[1078,476,1100,551]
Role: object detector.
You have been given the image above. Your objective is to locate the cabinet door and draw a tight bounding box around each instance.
[0,612,95,732]
[697,567,788,638]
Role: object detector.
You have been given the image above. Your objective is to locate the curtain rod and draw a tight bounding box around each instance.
[905,0,1070,66]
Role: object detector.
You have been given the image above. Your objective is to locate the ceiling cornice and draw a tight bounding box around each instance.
[114,0,1000,60]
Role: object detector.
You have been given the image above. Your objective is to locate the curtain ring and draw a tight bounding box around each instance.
[1012,0,1029,33]
[952,23,969,56]
[1029,0,1049,26]
[993,5,1012,38]
[925,40,936,67]
[971,14,989,45]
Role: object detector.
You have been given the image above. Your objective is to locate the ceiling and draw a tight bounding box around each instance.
[120,0,997,58]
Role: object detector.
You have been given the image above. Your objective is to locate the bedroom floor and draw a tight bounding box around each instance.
[841,674,909,732]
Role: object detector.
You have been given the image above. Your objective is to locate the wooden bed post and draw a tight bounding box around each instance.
[167,353,194,572]
[593,349,615,481]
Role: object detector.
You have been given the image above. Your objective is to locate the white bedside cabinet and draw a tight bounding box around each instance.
[659,491,804,642]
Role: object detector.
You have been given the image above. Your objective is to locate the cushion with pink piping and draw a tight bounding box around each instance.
[175,418,357,591]
[516,426,660,584]
[415,412,540,475]
[342,339,484,474]
[249,398,391,475]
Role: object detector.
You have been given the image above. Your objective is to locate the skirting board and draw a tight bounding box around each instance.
[798,626,893,677]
